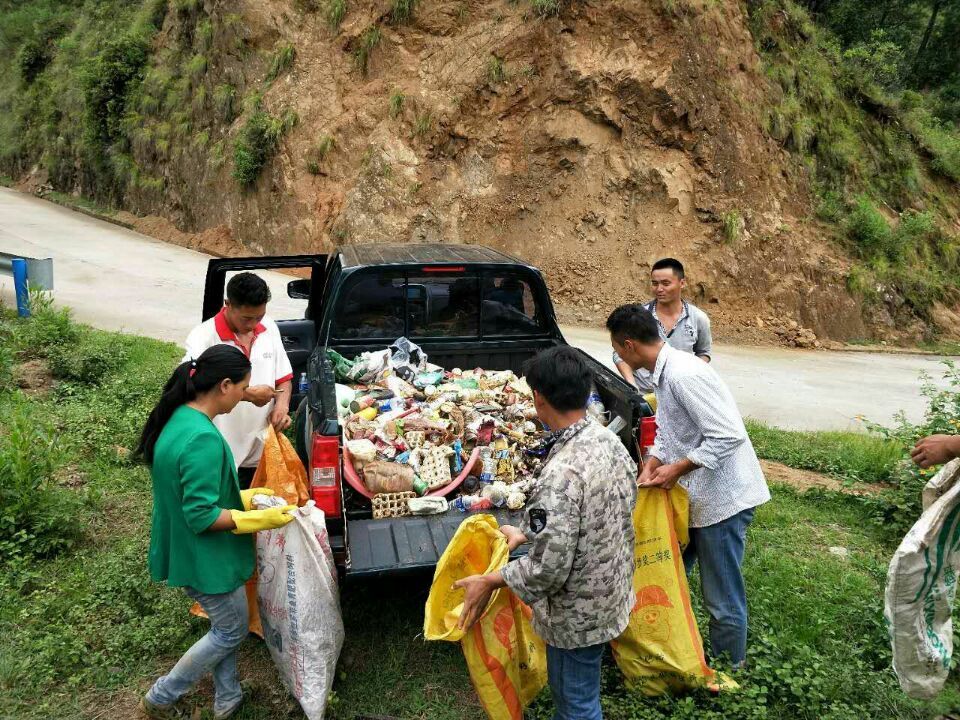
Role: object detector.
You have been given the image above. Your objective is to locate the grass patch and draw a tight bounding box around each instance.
[1,308,959,719]
[353,25,381,76]
[746,419,900,484]
[265,43,296,83]
[389,88,405,118]
[530,0,561,16]
[721,209,742,244]
[390,0,416,23]
[45,190,118,217]
[326,0,347,29]
[487,55,506,84]
[305,135,335,174]
[413,111,433,138]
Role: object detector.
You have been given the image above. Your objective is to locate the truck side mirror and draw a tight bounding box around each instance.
[287,279,311,299]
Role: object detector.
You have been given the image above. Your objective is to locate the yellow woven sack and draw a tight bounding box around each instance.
[611,486,735,695]
[424,514,547,720]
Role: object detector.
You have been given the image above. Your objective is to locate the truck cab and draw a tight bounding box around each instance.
[200,244,646,578]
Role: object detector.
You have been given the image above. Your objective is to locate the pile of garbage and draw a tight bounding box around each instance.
[328,339,573,516]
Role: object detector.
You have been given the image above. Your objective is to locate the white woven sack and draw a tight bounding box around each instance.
[885,459,960,699]
[256,500,344,719]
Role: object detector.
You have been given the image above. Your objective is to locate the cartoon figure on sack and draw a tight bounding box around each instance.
[631,585,673,645]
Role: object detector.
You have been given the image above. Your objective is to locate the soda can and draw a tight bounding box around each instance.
[349,395,378,413]
[452,496,469,512]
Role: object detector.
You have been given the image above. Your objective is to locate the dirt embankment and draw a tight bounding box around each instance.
[27,0,949,345]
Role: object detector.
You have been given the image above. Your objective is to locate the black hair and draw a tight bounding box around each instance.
[651,257,685,279]
[136,344,251,464]
[226,272,271,307]
[522,346,592,413]
[606,303,661,345]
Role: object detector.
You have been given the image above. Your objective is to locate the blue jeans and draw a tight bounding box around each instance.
[683,507,755,667]
[546,643,604,720]
[146,585,248,715]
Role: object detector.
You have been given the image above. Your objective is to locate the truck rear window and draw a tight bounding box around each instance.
[331,270,547,340]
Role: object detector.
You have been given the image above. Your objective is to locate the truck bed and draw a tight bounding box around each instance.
[347,506,526,577]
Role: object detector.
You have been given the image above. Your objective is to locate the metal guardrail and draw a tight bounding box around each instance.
[0,251,54,290]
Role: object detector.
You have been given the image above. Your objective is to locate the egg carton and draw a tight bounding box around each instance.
[371,491,417,519]
[419,446,454,489]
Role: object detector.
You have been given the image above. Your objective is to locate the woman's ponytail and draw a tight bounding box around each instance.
[136,344,251,464]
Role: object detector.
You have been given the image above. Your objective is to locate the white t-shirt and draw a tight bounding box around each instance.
[182,309,294,469]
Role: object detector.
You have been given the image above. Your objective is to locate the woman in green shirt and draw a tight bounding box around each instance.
[136,344,295,720]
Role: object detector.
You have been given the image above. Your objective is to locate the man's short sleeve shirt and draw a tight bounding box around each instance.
[182,309,294,468]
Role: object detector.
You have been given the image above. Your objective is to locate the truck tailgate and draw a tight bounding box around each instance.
[346,507,526,577]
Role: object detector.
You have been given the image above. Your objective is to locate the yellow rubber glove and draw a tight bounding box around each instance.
[230,505,296,534]
[239,487,275,511]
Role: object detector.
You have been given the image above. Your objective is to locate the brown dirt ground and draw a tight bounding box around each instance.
[760,458,884,496]
[14,359,55,396]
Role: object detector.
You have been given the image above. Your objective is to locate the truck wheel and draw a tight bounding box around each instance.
[294,397,310,469]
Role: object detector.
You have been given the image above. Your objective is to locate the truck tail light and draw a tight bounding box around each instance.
[638,416,658,462]
[310,434,342,518]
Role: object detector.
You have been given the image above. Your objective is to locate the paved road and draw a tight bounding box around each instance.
[1,187,949,430]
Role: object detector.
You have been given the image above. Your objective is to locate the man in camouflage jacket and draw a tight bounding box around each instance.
[455,346,637,720]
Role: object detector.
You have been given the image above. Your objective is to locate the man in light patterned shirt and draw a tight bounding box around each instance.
[606,303,770,667]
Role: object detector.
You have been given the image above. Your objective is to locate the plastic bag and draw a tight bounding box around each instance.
[424,514,546,720]
[257,500,344,719]
[346,439,377,468]
[251,425,310,506]
[363,461,415,494]
[389,337,428,381]
[610,487,732,695]
[885,459,960,699]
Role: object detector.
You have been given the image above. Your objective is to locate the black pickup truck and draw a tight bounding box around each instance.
[201,244,645,578]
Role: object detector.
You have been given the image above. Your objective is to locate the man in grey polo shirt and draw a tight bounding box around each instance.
[613,258,712,392]
[607,303,769,668]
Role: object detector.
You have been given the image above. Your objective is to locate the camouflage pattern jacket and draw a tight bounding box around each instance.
[501,417,637,649]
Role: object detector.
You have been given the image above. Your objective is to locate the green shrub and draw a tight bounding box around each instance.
[266,43,296,83]
[16,37,52,83]
[0,402,86,564]
[326,0,347,29]
[815,189,844,221]
[14,293,79,360]
[232,107,298,186]
[354,26,381,76]
[860,362,960,540]
[81,33,151,144]
[845,195,891,256]
[46,330,129,386]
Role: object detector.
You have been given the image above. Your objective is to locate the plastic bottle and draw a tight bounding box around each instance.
[586,385,607,425]
[299,372,309,394]
[479,448,496,484]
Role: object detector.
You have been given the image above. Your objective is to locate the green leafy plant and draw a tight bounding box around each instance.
[13,292,79,359]
[81,33,151,144]
[46,330,129,386]
[845,195,891,256]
